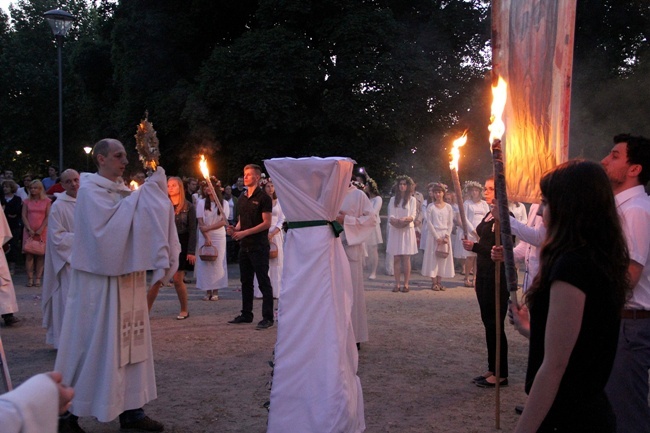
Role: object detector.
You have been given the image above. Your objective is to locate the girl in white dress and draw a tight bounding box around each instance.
[386,175,418,292]
[364,178,382,280]
[462,181,489,287]
[253,178,285,298]
[195,180,229,300]
[421,183,455,290]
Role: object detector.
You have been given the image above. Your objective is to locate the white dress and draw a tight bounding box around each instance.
[195,198,229,291]
[459,199,489,258]
[451,203,464,259]
[0,211,18,317]
[419,199,431,251]
[421,203,455,278]
[254,200,285,298]
[386,196,418,256]
[366,195,383,246]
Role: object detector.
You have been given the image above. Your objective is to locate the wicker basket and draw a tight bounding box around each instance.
[269,240,278,259]
[199,244,218,261]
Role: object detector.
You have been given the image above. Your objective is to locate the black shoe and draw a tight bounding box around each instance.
[475,377,508,388]
[120,415,164,432]
[3,315,20,326]
[515,405,524,415]
[472,374,492,383]
[228,315,253,324]
[59,415,86,433]
[256,319,274,330]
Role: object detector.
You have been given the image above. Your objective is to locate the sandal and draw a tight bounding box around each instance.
[26,280,33,287]
[439,285,446,291]
[431,283,440,291]
[464,279,473,288]
[202,295,212,301]
[34,279,41,287]
[392,286,400,293]
[176,312,190,320]
[402,285,410,293]
[209,295,219,301]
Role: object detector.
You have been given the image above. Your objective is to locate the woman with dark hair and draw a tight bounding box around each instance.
[511,160,629,433]
[462,176,511,388]
[195,178,229,301]
[2,179,22,274]
[386,175,418,292]
[147,177,197,319]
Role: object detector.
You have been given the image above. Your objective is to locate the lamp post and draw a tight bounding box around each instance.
[44,9,74,172]
[83,146,92,172]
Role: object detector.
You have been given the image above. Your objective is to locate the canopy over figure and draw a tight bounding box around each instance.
[265,157,365,433]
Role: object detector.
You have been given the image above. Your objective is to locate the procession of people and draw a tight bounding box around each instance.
[1,133,650,433]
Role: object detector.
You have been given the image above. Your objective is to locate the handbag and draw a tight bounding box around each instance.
[24,235,45,256]
[269,240,278,259]
[435,242,449,259]
[198,244,218,261]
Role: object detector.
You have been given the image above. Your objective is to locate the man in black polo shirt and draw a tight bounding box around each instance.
[227,164,274,329]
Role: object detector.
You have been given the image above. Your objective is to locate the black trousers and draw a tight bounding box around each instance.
[239,247,274,321]
[475,271,509,377]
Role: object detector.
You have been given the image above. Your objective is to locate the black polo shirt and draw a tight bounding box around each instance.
[237,186,273,251]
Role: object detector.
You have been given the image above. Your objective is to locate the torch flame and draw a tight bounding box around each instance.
[129,180,139,191]
[199,154,209,180]
[488,76,508,143]
[449,132,468,171]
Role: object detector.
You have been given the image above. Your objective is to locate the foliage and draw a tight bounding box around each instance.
[0,0,648,189]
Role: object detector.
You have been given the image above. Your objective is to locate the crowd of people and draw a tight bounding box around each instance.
[1,133,650,433]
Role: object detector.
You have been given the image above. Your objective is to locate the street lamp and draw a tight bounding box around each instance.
[44,9,74,172]
[83,146,92,172]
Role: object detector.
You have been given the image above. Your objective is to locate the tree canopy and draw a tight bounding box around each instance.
[0,0,647,189]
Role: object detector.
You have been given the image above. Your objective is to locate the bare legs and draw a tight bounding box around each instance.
[367,244,379,279]
[393,254,412,292]
[147,271,189,317]
[24,254,44,286]
[173,271,189,316]
[464,256,476,287]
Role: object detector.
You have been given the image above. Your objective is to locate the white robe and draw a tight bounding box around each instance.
[254,200,285,298]
[421,203,455,278]
[195,199,229,291]
[54,169,180,422]
[266,157,365,433]
[42,192,76,348]
[0,373,59,433]
[341,187,377,344]
[0,211,17,316]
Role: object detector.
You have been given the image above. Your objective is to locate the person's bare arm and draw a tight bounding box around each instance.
[231,212,272,241]
[514,281,585,433]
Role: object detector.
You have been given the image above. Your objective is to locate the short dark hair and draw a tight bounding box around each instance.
[614,134,650,186]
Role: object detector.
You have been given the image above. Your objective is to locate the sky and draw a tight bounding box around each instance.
[0,1,12,14]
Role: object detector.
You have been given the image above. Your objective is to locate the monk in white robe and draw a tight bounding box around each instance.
[42,169,79,348]
[337,184,377,345]
[55,139,179,432]
[0,210,18,326]
[0,372,72,433]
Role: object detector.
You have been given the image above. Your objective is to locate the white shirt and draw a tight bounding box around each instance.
[616,185,650,310]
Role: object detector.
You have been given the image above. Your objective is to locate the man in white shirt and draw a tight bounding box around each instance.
[602,133,650,433]
[55,139,179,433]
[42,169,79,348]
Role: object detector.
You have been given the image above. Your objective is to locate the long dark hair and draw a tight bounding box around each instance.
[201,177,224,215]
[393,175,414,208]
[527,160,630,311]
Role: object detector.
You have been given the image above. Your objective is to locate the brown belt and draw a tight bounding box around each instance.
[621,309,650,319]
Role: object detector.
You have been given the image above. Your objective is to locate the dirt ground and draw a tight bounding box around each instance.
[1,252,529,433]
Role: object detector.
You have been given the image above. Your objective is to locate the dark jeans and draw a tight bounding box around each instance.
[475,273,509,377]
[239,247,274,321]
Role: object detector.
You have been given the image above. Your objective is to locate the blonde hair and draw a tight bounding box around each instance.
[167,177,186,214]
[27,179,47,200]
